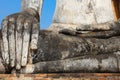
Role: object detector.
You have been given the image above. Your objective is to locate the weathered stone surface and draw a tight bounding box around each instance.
[1,18,9,65]
[15,15,24,69]
[53,0,114,25]
[0,59,5,73]
[21,19,31,68]
[26,54,118,73]
[1,0,120,73]
[34,30,120,62]
[19,30,120,73]
[21,0,43,16]
[1,8,40,70]
[21,0,115,31]
[30,22,39,50]
[8,17,16,68]
[49,0,114,31]
[0,30,120,73]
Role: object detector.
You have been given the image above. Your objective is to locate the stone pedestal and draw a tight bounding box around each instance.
[0,73,120,80]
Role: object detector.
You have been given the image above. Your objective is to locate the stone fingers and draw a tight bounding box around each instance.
[8,17,16,67]
[28,19,39,64]
[1,11,39,70]
[15,15,24,70]
[21,18,32,67]
[1,18,9,65]
[30,19,39,50]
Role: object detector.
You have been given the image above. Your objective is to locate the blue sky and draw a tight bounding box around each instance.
[0,0,56,29]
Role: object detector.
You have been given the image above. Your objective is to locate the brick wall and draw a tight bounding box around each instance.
[0,73,120,80]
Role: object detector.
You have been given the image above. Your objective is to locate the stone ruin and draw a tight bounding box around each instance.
[0,0,120,79]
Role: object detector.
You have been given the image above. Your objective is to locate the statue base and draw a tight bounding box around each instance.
[0,73,119,80]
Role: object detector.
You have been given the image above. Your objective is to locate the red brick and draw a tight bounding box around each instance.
[0,74,9,78]
[33,77,43,80]
[0,73,119,80]
[99,77,106,80]
[24,74,35,77]
[90,77,98,80]
[34,79,40,80]
[54,78,71,80]
[110,77,120,80]
[94,73,120,77]
[9,74,16,77]
[35,74,47,77]
[34,78,52,80]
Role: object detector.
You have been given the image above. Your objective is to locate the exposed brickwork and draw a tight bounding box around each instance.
[0,73,119,80]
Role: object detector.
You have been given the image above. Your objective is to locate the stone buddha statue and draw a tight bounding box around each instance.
[0,0,120,73]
